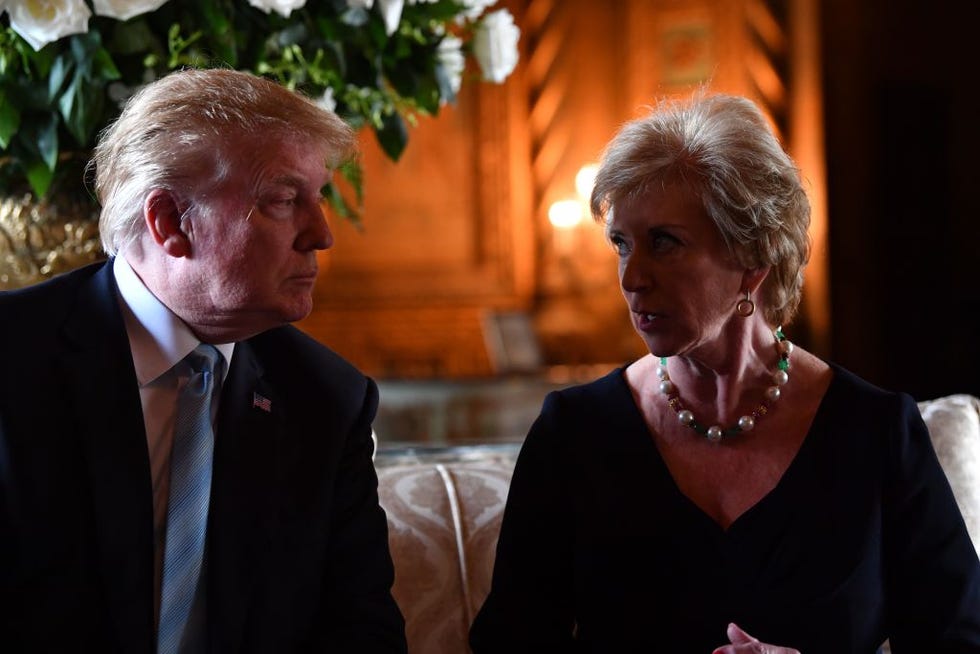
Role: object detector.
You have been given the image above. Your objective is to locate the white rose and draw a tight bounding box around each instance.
[456,0,496,21]
[92,0,168,21]
[7,0,92,51]
[316,87,337,113]
[472,8,519,83]
[247,0,307,18]
[377,0,403,36]
[436,34,464,100]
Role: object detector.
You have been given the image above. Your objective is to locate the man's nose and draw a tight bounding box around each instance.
[300,202,333,251]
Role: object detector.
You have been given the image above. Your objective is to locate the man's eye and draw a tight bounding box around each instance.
[258,196,298,217]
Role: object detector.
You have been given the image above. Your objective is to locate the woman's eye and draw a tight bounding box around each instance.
[650,232,679,253]
[609,235,630,255]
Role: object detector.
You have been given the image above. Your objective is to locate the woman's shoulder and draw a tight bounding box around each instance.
[546,363,633,410]
[824,360,917,407]
[520,362,651,465]
[814,359,923,438]
[525,363,639,440]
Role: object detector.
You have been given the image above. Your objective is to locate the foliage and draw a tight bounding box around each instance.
[0,0,519,222]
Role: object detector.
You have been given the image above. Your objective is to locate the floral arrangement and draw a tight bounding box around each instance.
[0,0,521,211]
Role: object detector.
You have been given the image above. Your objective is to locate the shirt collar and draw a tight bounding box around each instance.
[113,254,235,386]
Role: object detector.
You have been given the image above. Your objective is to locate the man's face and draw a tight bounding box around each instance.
[175,138,333,340]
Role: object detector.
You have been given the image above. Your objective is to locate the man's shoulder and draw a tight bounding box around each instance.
[0,261,110,338]
[243,326,374,416]
[0,261,106,306]
[247,325,367,383]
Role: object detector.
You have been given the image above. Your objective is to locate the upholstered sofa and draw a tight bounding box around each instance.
[374,394,980,654]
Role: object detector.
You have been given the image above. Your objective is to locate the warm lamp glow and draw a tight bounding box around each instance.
[575,164,598,200]
[548,199,583,229]
[549,163,598,231]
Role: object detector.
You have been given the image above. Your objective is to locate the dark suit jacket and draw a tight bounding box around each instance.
[0,260,407,653]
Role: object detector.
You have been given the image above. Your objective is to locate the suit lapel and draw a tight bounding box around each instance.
[60,261,155,654]
[208,341,284,652]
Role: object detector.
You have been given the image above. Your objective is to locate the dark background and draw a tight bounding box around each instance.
[822,0,979,400]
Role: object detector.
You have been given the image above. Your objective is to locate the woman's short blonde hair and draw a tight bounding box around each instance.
[590,92,811,327]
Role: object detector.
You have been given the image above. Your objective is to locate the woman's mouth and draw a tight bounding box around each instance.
[634,311,659,331]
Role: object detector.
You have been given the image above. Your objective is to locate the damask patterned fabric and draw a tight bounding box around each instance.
[377,395,978,654]
[917,394,980,551]
[879,395,980,654]
[377,446,519,654]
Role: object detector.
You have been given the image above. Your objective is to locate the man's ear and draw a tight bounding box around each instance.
[144,189,191,258]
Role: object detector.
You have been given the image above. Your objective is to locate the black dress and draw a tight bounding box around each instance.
[469,363,980,653]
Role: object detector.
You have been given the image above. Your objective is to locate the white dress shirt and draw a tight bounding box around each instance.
[112,254,235,620]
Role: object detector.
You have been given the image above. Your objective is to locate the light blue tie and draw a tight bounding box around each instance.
[158,344,222,654]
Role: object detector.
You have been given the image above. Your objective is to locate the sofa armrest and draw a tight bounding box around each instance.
[918,394,980,553]
[376,444,520,654]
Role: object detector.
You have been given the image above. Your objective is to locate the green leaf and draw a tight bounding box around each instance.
[324,181,362,229]
[92,46,121,81]
[198,5,236,67]
[375,110,408,161]
[110,18,158,55]
[402,0,465,23]
[47,53,72,100]
[0,89,21,148]
[60,68,106,146]
[27,40,57,79]
[387,58,420,98]
[22,112,59,172]
[408,64,441,114]
[339,158,364,205]
[22,153,55,198]
[322,157,366,229]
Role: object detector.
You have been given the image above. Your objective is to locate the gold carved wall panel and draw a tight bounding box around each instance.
[299,0,826,378]
[297,51,535,378]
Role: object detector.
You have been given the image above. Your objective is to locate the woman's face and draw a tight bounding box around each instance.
[606,182,746,358]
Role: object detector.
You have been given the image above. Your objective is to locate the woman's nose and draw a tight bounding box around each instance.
[619,254,650,293]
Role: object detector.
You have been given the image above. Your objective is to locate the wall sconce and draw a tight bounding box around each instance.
[547,163,598,257]
[548,163,598,232]
[548,199,584,229]
[575,164,597,202]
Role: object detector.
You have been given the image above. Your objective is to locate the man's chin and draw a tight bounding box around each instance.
[280,298,314,324]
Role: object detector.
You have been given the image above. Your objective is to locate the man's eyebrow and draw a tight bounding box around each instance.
[265,174,305,189]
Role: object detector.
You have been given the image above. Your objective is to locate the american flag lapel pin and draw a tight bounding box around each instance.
[252,392,272,413]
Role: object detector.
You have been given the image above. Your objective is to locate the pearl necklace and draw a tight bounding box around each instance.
[657,327,793,442]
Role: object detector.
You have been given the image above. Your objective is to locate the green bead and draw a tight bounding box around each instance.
[778,358,790,371]
[660,356,667,365]
[775,328,785,340]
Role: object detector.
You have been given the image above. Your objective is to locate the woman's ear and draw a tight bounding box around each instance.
[144,189,191,258]
[742,266,771,296]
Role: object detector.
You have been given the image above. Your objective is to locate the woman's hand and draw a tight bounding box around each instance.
[711,622,801,654]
